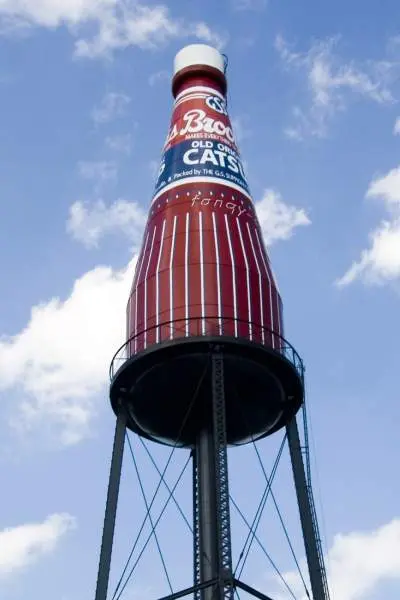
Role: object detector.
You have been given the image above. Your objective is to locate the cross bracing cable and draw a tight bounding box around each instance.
[139,437,193,534]
[251,440,310,598]
[113,454,191,600]
[235,434,286,579]
[126,434,173,594]
[230,496,298,600]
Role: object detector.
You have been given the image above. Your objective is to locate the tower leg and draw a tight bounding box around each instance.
[95,410,127,600]
[286,417,326,600]
[196,426,220,599]
[193,353,234,600]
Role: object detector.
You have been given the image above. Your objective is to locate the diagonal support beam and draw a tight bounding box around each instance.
[156,578,219,600]
[234,579,276,600]
[156,578,278,600]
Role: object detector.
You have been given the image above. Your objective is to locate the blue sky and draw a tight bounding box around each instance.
[0,1,400,599]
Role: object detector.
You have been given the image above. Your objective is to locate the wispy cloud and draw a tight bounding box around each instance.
[77,160,118,196]
[394,117,400,135]
[91,92,131,125]
[78,160,117,182]
[67,199,146,249]
[105,133,133,154]
[337,165,400,286]
[189,22,226,50]
[255,189,311,246]
[0,0,226,58]
[275,35,397,139]
[0,514,76,576]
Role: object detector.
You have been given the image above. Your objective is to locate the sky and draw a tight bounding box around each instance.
[0,0,400,599]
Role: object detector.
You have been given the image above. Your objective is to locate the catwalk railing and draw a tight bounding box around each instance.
[110,316,304,381]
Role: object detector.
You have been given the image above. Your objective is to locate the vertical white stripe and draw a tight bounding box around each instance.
[144,226,157,349]
[212,212,222,335]
[254,228,274,349]
[247,223,265,344]
[169,216,178,339]
[259,231,281,294]
[155,219,166,343]
[199,212,205,336]
[185,213,190,337]
[225,214,238,338]
[134,231,149,353]
[236,218,252,341]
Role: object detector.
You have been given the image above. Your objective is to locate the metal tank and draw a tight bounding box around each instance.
[110,44,303,447]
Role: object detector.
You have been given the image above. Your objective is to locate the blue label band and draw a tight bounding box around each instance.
[154,139,250,197]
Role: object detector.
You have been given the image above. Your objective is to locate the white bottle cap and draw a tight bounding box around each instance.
[173,44,225,77]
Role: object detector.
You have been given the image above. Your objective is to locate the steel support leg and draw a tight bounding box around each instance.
[196,426,220,599]
[286,417,326,600]
[193,353,234,600]
[95,410,127,600]
[193,447,201,600]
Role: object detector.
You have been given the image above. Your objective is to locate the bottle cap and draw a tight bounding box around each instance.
[173,44,225,77]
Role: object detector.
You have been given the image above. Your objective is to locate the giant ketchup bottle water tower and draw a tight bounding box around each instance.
[96,45,330,600]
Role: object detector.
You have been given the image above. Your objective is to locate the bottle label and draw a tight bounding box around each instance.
[153,87,250,200]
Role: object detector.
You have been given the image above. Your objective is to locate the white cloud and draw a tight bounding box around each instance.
[367,165,400,209]
[0,0,225,58]
[0,0,110,28]
[91,92,131,125]
[337,216,400,287]
[394,117,400,135]
[78,160,117,182]
[0,514,76,576]
[255,189,311,245]
[67,199,146,248]
[275,35,396,139]
[189,22,226,50]
[272,518,400,600]
[105,133,132,154]
[0,199,147,444]
[337,165,400,286]
[0,257,136,445]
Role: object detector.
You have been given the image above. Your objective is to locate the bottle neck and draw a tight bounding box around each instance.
[172,66,227,98]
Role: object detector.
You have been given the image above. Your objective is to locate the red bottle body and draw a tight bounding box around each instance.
[127,68,283,355]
